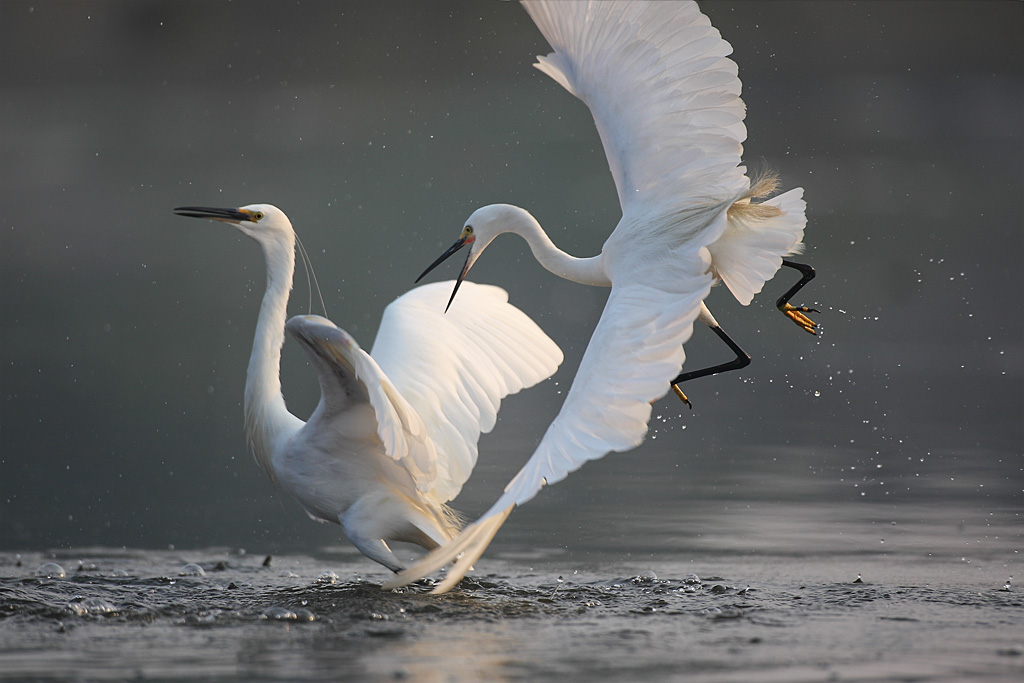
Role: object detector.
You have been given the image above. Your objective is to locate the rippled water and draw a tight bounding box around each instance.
[3,503,1021,682]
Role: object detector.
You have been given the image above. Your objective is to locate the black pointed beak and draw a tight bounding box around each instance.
[416,236,475,313]
[174,206,249,223]
[443,251,474,313]
[416,236,471,283]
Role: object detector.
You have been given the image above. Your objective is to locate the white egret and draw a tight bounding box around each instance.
[174,204,563,572]
[386,0,818,593]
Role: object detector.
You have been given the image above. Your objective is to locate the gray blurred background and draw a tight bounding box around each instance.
[2,1,1020,556]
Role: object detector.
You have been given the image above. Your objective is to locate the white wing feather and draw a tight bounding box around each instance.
[386,251,715,593]
[284,313,443,506]
[370,281,563,503]
[287,281,562,509]
[523,0,748,213]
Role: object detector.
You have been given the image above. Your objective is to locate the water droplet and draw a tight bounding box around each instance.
[178,563,205,577]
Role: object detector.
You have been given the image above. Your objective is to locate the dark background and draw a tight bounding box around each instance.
[2,1,1020,555]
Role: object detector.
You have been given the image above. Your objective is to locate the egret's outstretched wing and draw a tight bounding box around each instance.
[523,0,748,214]
[370,281,563,503]
[386,259,715,593]
[285,315,440,492]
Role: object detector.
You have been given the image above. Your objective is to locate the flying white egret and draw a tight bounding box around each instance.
[386,0,818,593]
[174,204,563,572]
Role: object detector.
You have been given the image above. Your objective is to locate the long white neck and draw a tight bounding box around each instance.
[243,232,300,479]
[508,208,610,287]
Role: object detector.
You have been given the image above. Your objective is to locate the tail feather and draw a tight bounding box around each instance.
[382,505,514,593]
[708,186,807,305]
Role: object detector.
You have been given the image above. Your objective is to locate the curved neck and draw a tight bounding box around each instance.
[513,211,609,286]
[244,233,298,477]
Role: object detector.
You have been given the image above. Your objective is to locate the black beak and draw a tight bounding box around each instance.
[416,236,474,313]
[174,206,248,222]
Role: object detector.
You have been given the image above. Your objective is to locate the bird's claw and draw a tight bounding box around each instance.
[671,384,692,409]
[779,303,818,335]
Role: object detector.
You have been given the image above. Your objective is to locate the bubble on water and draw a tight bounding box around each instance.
[178,563,206,577]
[279,570,299,578]
[110,569,130,578]
[316,570,339,584]
[37,562,66,578]
[683,573,701,585]
[702,607,722,618]
[260,606,298,621]
[631,570,658,584]
[67,597,119,617]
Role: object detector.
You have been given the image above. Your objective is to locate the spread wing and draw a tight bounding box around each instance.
[370,281,563,503]
[386,249,716,593]
[527,0,808,305]
[523,0,748,214]
[285,314,442,494]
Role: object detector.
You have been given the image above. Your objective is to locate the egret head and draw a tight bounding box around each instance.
[174,204,293,244]
[416,204,526,311]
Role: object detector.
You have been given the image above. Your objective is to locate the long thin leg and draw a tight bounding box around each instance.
[777,260,818,334]
[669,323,751,409]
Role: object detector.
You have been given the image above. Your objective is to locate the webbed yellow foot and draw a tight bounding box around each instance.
[779,303,819,335]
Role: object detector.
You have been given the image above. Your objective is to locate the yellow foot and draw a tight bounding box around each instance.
[672,384,692,409]
[779,303,819,335]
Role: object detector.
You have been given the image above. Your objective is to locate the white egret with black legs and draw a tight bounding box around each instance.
[387,0,819,593]
[174,204,562,572]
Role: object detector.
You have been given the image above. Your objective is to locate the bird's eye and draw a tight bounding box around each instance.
[465,226,473,234]
[253,212,265,221]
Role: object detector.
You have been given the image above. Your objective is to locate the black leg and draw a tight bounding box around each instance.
[777,260,818,334]
[669,324,751,408]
